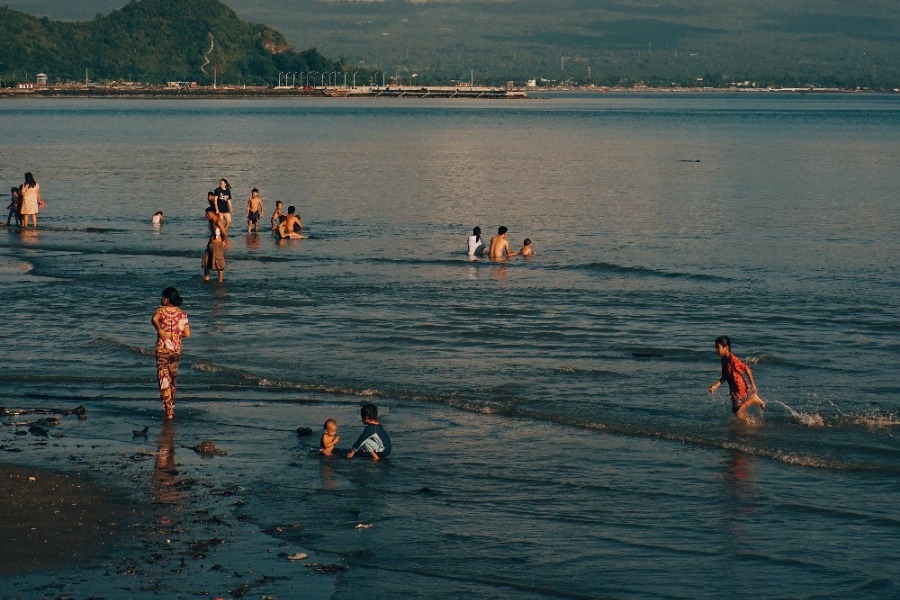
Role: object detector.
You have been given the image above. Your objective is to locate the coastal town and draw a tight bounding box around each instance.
[3,76,531,99]
[3,75,887,99]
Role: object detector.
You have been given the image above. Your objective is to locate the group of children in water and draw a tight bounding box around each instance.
[319,403,393,460]
[149,179,309,283]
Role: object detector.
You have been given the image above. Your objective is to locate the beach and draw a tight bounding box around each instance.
[0,402,340,598]
[1,94,898,598]
[0,462,127,576]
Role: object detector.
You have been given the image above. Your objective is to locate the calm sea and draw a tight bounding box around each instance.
[1,93,898,598]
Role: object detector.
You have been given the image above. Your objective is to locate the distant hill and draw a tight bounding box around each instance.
[3,0,898,88]
[0,0,340,85]
[227,0,900,88]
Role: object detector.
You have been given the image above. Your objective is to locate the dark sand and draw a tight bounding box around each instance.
[0,405,333,598]
[0,464,131,575]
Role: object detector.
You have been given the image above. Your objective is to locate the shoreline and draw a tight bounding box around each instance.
[0,85,529,100]
[1,85,895,101]
[0,401,336,598]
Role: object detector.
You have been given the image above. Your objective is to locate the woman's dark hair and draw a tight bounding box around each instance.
[472,226,481,242]
[24,172,36,187]
[360,403,378,421]
[220,177,230,190]
[161,287,183,307]
[714,335,731,349]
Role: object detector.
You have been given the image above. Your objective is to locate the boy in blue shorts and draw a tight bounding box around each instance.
[347,403,392,461]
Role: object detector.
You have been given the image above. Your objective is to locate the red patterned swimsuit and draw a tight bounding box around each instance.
[721,353,750,412]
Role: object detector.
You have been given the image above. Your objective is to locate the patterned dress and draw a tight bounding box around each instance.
[154,306,189,419]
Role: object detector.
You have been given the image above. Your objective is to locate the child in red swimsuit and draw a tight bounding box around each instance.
[708,335,765,423]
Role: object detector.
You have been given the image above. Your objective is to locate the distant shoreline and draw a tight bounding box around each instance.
[0,85,529,100]
[1,85,893,100]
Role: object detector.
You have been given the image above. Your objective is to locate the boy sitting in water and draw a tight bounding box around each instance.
[708,335,765,423]
[270,200,284,231]
[346,403,392,461]
[320,418,340,456]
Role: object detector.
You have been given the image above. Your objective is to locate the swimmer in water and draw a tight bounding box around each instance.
[489,226,518,260]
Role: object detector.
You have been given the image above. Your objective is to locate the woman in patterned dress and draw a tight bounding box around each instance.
[151,287,191,420]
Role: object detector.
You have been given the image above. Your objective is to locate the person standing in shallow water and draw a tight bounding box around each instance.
[152,287,191,420]
[19,172,43,228]
[213,178,233,231]
[708,335,765,424]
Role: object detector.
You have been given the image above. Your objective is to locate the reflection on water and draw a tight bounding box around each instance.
[488,263,508,281]
[18,228,40,245]
[245,232,261,251]
[205,284,229,334]
[320,458,338,491]
[153,421,182,506]
[725,450,758,505]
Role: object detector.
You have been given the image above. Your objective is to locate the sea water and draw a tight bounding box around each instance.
[0,94,898,598]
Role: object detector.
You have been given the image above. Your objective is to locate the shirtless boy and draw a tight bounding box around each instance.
[270,201,284,231]
[489,226,518,260]
[247,188,265,234]
[276,215,305,240]
[284,206,305,236]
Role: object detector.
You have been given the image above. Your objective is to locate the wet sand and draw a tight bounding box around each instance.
[0,464,130,575]
[0,404,335,598]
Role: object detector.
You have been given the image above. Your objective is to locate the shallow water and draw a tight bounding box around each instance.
[1,94,898,598]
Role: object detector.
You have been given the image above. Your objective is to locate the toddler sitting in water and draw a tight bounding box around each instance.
[520,238,534,256]
[320,419,340,456]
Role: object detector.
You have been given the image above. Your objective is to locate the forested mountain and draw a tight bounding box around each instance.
[228,0,900,88]
[0,0,340,85]
[3,0,898,88]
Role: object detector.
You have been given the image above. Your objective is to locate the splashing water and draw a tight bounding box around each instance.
[771,400,825,427]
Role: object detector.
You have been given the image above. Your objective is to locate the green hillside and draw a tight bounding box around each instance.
[2,0,898,88]
[227,0,898,88]
[0,0,340,85]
